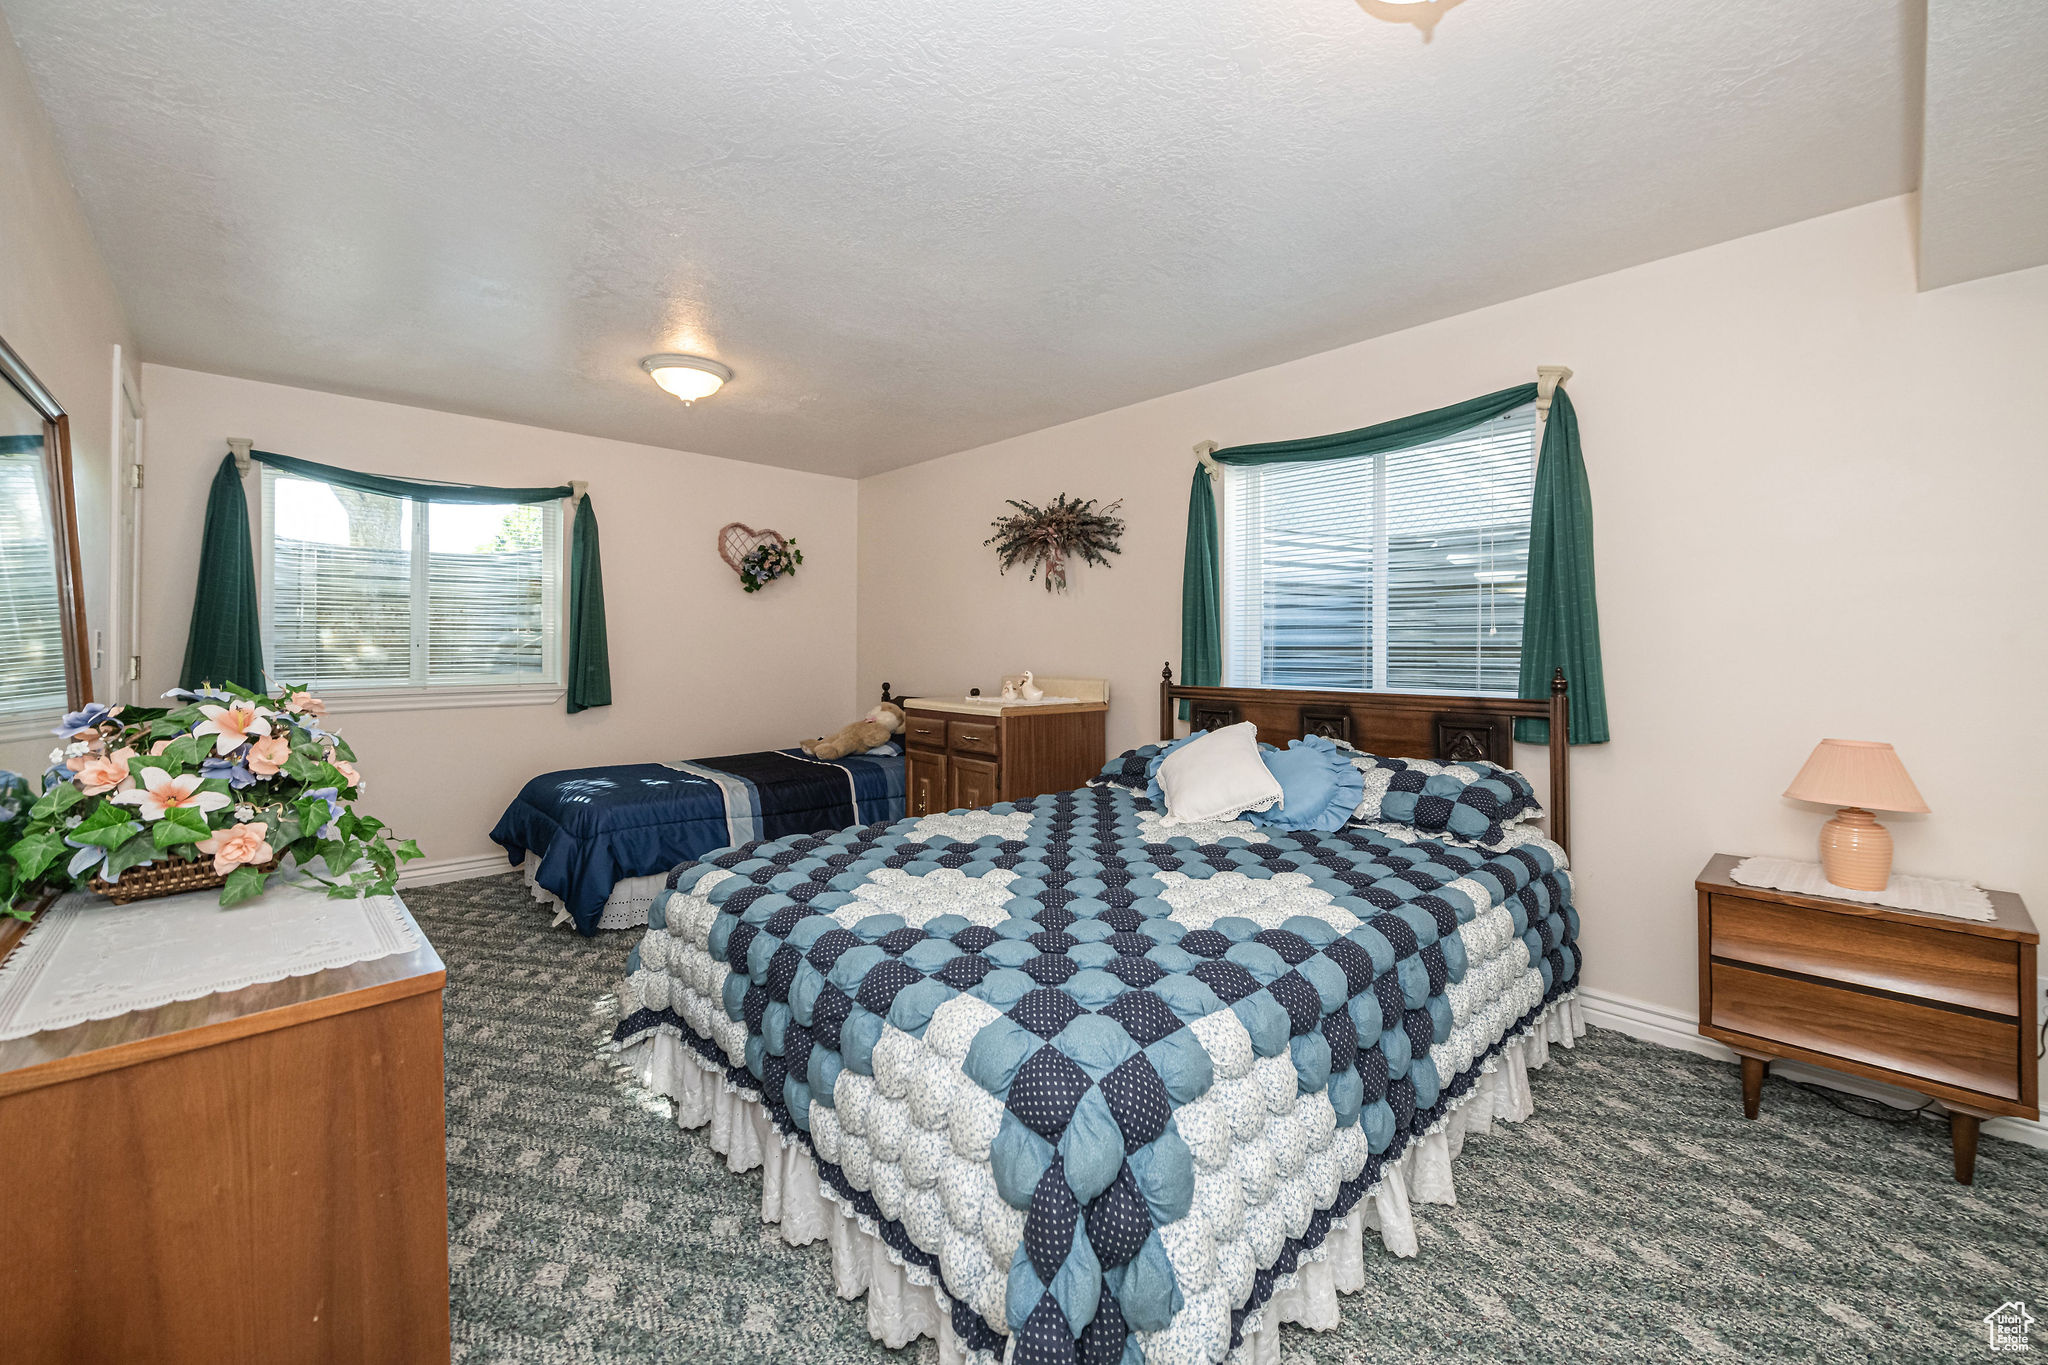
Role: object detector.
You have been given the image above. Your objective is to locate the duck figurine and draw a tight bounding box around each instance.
[999,679,1020,702]
[1019,671,1044,702]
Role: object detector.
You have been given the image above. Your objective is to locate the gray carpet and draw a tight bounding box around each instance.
[416,873,2048,1363]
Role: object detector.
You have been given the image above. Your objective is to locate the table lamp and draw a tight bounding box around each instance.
[1782,739,1929,891]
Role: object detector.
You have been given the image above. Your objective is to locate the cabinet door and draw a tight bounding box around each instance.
[950,756,1001,812]
[907,751,948,817]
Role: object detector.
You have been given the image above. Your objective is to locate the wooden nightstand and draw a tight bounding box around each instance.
[1696,853,2039,1183]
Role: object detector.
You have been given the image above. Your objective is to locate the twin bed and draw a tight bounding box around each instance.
[491,686,913,933]
[607,671,1584,1364]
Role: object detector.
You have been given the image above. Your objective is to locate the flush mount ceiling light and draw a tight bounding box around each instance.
[1355,0,1464,42]
[641,354,733,404]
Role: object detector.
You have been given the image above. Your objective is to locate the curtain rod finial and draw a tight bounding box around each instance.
[1193,440,1220,478]
[569,480,588,502]
[1535,366,1573,414]
[226,438,253,475]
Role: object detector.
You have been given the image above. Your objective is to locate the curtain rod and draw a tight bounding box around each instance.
[1195,363,1574,456]
[224,438,588,502]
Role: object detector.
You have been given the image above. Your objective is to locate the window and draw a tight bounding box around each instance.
[1222,404,1538,697]
[0,433,67,721]
[259,467,562,694]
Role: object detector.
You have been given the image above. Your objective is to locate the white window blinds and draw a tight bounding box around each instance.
[0,441,68,719]
[260,467,561,691]
[1221,403,1538,697]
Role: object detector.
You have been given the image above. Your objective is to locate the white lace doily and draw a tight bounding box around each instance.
[0,881,419,1040]
[1729,856,1994,921]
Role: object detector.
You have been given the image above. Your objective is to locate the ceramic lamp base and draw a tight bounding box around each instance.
[1819,807,1892,891]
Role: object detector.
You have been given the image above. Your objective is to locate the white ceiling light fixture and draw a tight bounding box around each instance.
[641,353,733,404]
[1355,0,1465,42]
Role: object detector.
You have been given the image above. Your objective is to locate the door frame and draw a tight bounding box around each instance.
[106,345,145,703]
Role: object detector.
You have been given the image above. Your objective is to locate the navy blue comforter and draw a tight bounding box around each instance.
[491,744,905,934]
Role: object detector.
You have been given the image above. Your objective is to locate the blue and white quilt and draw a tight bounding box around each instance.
[614,776,1577,1364]
[492,745,904,935]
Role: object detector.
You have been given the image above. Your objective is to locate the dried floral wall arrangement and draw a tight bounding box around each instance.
[985,493,1126,593]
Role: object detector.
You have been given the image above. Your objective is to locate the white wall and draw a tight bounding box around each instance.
[859,196,2048,1034]
[0,10,133,775]
[139,365,860,873]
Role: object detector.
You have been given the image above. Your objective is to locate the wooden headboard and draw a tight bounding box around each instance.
[1159,664,1572,854]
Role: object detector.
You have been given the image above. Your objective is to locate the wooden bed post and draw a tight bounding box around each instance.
[1548,668,1570,855]
[1160,662,1175,742]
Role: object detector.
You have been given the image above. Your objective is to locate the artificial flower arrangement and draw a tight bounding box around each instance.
[738,536,802,592]
[0,683,419,921]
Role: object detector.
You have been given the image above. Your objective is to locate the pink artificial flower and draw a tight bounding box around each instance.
[149,738,174,756]
[193,702,273,756]
[71,746,138,796]
[246,734,293,777]
[284,691,326,719]
[331,758,363,792]
[112,767,233,822]
[196,821,273,877]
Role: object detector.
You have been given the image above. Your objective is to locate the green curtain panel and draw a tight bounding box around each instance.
[1516,389,1608,744]
[1177,465,1221,718]
[1178,381,1609,745]
[566,495,612,714]
[179,453,265,691]
[251,450,571,505]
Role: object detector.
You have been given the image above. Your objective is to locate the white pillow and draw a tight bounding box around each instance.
[1154,722,1284,826]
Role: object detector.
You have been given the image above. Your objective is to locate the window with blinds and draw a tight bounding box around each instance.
[0,436,68,720]
[1221,403,1538,697]
[260,468,561,692]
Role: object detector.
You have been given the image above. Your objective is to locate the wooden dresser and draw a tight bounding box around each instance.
[0,899,451,1363]
[1695,853,2038,1183]
[902,678,1109,815]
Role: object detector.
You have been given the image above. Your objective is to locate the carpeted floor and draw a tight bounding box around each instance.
[416,874,2048,1364]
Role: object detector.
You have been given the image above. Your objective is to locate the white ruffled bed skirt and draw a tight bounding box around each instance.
[617,995,1582,1364]
[520,852,660,931]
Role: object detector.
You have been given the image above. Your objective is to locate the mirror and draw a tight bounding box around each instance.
[0,334,90,721]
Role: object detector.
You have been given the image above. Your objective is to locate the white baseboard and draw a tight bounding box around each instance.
[398,852,515,888]
[1578,985,2048,1153]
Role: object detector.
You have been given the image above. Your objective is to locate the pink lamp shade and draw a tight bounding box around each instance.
[1782,740,1929,813]
[1783,739,1927,891]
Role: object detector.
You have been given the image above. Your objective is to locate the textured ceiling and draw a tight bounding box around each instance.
[1918,0,2048,290]
[4,0,1922,476]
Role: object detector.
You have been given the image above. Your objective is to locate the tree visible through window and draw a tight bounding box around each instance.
[1221,405,1537,697]
[260,469,561,691]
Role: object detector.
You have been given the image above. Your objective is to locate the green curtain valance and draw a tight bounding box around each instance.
[1211,384,1538,467]
[251,450,572,505]
[180,451,610,713]
[1181,381,1608,746]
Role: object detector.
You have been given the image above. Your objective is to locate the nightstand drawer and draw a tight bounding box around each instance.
[1710,893,2019,1016]
[949,720,1000,756]
[904,713,948,750]
[1710,962,2020,1101]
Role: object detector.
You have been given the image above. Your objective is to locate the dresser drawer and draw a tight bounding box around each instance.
[903,712,949,750]
[1710,962,2020,1101]
[949,720,1000,756]
[1710,893,2018,1016]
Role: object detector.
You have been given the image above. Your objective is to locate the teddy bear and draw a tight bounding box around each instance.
[802,701,905,760]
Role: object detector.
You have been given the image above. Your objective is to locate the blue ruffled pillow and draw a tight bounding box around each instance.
[1245,735,1366,833]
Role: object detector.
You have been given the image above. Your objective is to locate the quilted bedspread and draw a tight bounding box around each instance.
[614,779,1578,1365]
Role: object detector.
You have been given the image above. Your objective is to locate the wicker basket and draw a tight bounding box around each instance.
[91,857,280,905]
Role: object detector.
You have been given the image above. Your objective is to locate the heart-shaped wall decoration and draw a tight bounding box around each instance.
[718,522,786,578]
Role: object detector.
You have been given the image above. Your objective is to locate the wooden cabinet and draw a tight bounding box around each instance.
[0,899,451,1363]
[902,700,1108,814]
[1695,853,2038,1184]
[907,749,948,818]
